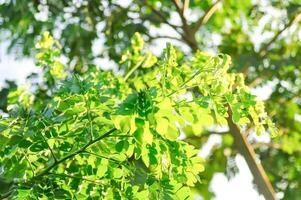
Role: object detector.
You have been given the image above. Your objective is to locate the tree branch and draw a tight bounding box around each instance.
[252,142,281,150]
[124,57,145,81]
[170,0,208,51]
[259,12,301,57]
[171,0,190,31]
[83,150,120,163]
[35,128,116,178]
[148,34,184,43]
[48,172,103,185]
[192,0,222,33]
[39,120,58,162]
[183,0,190,17]
[227,106,276,200]
[241,12,301,85]
[0,189,14,200]
[141,0,182,33]
[41,132,57,162]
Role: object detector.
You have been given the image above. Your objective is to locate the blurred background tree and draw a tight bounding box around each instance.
[0,0,301,199]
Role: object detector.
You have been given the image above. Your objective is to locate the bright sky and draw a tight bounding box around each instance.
[0,41,40,88]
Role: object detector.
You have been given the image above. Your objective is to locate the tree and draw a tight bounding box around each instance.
[0,0,301,199]
[0,31,275,199]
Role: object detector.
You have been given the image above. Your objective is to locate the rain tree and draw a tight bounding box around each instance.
[0,32,276,199]
[1,0,301,199]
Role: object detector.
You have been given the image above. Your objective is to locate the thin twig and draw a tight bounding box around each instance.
[192,0,222,33]
[241,11,301,85]
[146,33,184,43]
[183,0,190,17]
[0,189,14,199]
[252,142,281,150]
[141,0,182,32]
[171,0,189,30]
[124,57,145,81]
[83,150,120,163]
[23,150,36,177]
[84,95,94,141]
[167,58,215,97]
[39,128,57,162]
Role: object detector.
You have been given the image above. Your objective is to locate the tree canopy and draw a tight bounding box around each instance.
[0,0,301,199]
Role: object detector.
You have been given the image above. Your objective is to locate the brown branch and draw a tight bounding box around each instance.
[253,142,301,156]
[141,0,182,33]
[183,0,190,16]
[227,107,276,200]
[144,31,184,43]
[192,0,222,33]
[171,0,190,32]
[252,142,281,150]
[151,35,184,42]
[259,12,301,57]
[172,0,184,20]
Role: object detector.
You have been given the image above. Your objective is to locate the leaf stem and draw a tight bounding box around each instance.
[124,57,145,81]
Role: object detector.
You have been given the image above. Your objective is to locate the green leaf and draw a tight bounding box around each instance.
[165,125,179,140]
[113,115,132,133]
[115,140,129,152]
[142,52,157,68]
[113,168,123,179]
[156,118,169,137]
[18,139,32,148]
[17,189,31,198]
[97,159,109,178]
[29,142,47,152]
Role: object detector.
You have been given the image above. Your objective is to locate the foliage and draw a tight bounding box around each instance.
[0,32,276,199]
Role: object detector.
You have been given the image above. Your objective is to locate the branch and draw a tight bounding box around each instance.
[241,12,301,85]
[183,0,190,17]
[39,120,57,161]
[84,95,94,140]
[253,142,301,156]
[0,189,14,199]
[171,0,189,30]
[171,0,198,51]
[23,150,35,177]
[192,0,222,33]
[141,0,182,33]
[227,106,276,200]
[147,34,184,43]
[124,57,145,81]
[48,172,103,185]
[252,142,281,150]
[83,150,120,163]
[35,128,116,178]
[259,12,301,57]
[41,132,57,162]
